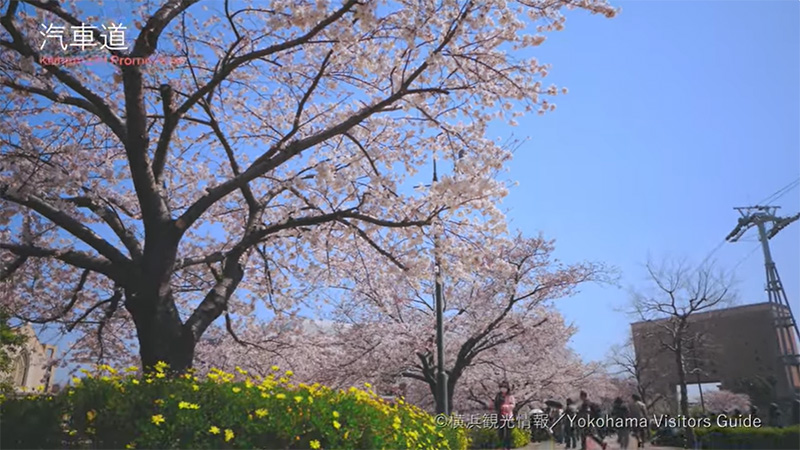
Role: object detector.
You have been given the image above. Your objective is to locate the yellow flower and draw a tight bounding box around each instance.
[155,361,168,372]
[125,443,136,449]
[310,440,321,449]
[308,396,314,404]
[154,399,164,406]
[209,426,220,434]
[101,376,111,381]
[333,420,341,429]
[344,430,350,440]
[393,422,400,430]
[285,370,294,377]
[155,372,166,379]
[72,377,81,385]
[232,387,241,393]
[261,392,269,398]
[245,379,254,389]
[255,408,268,418]
[224,429,234,442]
[151,414,165,426]
[276,393,286,399]
[271,365,279,371]
[192,384,199,391]
[86,410,96,422]
[294,396,303,403]
[68,430,77,436]
[131,379,139,385]
[126,366,138,372]
[145,379,153,384]
[333,411,340,418]
[208,373,219,380]
[178,401,200,410]
[364,382,372,388]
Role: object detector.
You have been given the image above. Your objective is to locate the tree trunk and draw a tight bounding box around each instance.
[676,340,694,448]
[126,288,195,373]
[447,372,457,412]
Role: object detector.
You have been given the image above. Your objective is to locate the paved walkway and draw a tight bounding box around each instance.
[522,438,683,450]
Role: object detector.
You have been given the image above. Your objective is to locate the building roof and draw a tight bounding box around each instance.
[630,302,787,328]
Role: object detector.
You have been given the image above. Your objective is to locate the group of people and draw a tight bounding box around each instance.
[494,380,800,450]
[546,392,648,450]
[493,382,650,450]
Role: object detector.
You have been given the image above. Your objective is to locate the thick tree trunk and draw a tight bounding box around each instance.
[126,288,195,373]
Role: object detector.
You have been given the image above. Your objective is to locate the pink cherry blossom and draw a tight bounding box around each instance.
[0,0,617,373]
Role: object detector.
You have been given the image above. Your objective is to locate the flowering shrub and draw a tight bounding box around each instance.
[0,363,467,449]
[694,424,800,449]
[467,426,530,449]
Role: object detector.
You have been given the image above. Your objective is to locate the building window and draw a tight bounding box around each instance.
[12,351,29,387]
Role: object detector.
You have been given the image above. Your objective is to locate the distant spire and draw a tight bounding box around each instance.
[432,158,438,183]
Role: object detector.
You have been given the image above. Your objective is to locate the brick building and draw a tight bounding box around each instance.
[631,302,800,415]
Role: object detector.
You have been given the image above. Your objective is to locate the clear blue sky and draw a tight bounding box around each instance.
[30,0,800,382]
[497,0,800,363]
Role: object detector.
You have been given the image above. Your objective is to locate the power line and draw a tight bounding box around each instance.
[731,244,759,272]
[696,239,726,271]
[696,178,799,272]
[757,177,800,206]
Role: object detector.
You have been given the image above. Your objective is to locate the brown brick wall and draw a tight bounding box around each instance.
[631,302,798,415]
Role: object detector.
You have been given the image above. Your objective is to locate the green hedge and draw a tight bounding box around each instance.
[467,426,530,449]
[0,363,467,450]
[694,425,800,449]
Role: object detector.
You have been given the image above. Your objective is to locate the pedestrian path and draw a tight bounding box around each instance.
[521,438,683,450]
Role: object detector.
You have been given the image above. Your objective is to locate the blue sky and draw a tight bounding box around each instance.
[497,0,800,362]
[22,0,800,383]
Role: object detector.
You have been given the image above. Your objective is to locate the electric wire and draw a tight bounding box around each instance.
[757,177,800,206]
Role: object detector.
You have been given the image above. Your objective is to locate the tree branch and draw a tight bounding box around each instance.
[0,1,126,140]
[14,269,90,324]
[0,242,122,281]
[63,195,143,260]
[174,0,465,232]
[0,186,130,265]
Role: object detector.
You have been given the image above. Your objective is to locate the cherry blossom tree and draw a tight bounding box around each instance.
[703,390,751,414]
[197,232,613,412]
[0,0,617,373]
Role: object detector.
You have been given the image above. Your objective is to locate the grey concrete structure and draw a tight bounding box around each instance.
[631,302,800,416]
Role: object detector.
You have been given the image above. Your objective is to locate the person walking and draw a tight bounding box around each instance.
[495,381,516,450]
[563,398,578,449]
[552,404,565,444]
[630,394,648,448]
[578,391,607,450]
[611,397,631,449]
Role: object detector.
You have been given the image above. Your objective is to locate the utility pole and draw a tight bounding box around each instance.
[726,205,800,397]
[432,159,449,416]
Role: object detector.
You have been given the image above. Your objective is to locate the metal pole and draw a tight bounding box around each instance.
[435,263,449,415]
[432,158,449,416]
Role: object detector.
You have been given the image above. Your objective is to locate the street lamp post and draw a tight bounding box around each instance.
[432,159,449,416]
